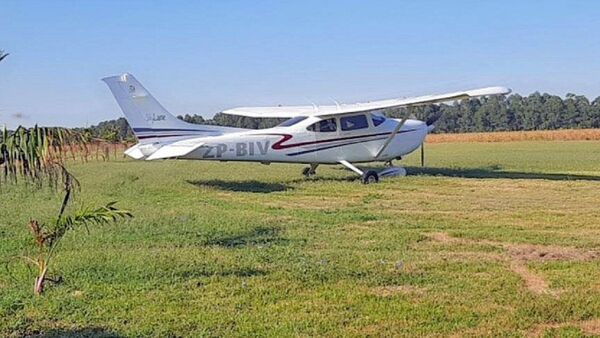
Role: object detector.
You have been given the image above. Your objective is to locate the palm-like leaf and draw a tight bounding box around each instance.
[24,202,132,294]
[45,202,133,246]
[0,126,88,209]
[0,50,8,62]
[1,125,130,295]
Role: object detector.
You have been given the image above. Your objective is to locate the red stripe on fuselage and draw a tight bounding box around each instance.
[258,131,412,150]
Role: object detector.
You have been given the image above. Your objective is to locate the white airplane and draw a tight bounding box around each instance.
[103,73,510,183]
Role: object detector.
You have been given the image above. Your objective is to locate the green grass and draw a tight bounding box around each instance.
[2,140,600,337]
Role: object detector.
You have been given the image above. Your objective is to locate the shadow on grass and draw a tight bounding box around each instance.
[199,226,288,248]
[288,176,358,184]
[26,327,122,338]
[406,166,600,181]
[187,179,291,193]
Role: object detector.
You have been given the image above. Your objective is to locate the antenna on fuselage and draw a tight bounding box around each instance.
[312,103,319,113]
[330,98,341,111]
[306,99,319,114]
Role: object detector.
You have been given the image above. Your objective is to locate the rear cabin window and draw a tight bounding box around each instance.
[306,118,337,132]
[340,114,369,131]
[371,114,386,126]
[278,116,307,127]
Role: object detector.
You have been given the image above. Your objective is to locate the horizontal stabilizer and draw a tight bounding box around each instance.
[124,144,147,160]
[145,139,205,160]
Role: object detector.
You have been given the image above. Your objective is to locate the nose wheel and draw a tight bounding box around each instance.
[362,170,379,184]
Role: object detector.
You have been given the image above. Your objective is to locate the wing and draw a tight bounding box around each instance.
[222,86,511,118]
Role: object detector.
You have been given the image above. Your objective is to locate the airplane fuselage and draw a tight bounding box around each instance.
[177,116,428,164]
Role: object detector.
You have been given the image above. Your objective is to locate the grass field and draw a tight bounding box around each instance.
[2,140,600,337]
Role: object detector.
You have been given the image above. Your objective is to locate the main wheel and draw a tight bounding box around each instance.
[302,167,311,177]
[362,170,379,184]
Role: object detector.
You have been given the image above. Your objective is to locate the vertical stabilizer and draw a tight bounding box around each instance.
[102,73,241,140]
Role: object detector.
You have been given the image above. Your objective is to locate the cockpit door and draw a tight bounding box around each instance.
[304,117,338,162]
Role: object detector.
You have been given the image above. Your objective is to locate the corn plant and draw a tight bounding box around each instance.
[1,125,132,294]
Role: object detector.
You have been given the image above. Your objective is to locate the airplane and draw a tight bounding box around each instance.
[102,73,510,184]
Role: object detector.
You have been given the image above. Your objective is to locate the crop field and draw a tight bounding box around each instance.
[427,128,600,143]
[2,139,600,337]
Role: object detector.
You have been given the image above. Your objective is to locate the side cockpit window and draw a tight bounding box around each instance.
[371,114,386,127]
[306,118,337,132]
[340,114,369,131]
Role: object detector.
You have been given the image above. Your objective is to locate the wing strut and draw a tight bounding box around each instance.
[339,160,363,175]
[375,114,410,158]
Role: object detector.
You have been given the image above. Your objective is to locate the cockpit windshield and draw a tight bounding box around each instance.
[277,116,307,127]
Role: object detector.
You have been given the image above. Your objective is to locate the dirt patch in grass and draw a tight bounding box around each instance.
[506,244,599,262]
[428,232,600,296]
[528,318,600,337]
[509,261,554,296]
[370,285,426,297]
[428,232,457,244]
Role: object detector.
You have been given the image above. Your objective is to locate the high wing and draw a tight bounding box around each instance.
[222,86,511,118]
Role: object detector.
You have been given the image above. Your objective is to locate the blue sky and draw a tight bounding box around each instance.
[1,0,600,128]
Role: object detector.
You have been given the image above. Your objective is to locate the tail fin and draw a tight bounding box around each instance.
[102,73,241,141]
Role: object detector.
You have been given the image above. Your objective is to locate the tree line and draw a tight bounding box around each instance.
[86,92,600,141]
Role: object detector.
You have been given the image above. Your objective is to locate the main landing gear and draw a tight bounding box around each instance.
[338,160,406,184]
[302,163,319,178]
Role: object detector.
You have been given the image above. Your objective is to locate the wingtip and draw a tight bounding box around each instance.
[466,86,512,97]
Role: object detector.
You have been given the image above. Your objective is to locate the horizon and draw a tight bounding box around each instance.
[2,0,600,129]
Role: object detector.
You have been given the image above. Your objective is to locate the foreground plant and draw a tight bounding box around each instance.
[0,50,8,62]
[26,202,131,294]
[1,125,132,294]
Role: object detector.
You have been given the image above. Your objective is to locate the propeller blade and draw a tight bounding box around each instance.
[425,111,443,126]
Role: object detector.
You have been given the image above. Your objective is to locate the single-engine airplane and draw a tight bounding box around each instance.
[103,73,510,183]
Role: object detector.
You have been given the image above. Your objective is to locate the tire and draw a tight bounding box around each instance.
[302,167,311,177]
[362,170,379,184]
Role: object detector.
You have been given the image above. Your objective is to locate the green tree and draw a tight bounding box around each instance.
[591,97,600,128]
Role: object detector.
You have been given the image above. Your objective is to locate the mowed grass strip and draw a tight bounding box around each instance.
[1,140,600,336]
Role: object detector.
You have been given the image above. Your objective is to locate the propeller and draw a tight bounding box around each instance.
[425,110,443,126]
[420,110,441,167]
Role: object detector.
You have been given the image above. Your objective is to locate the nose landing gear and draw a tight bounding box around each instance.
[338,160,406,184]
[362,170,379,184]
